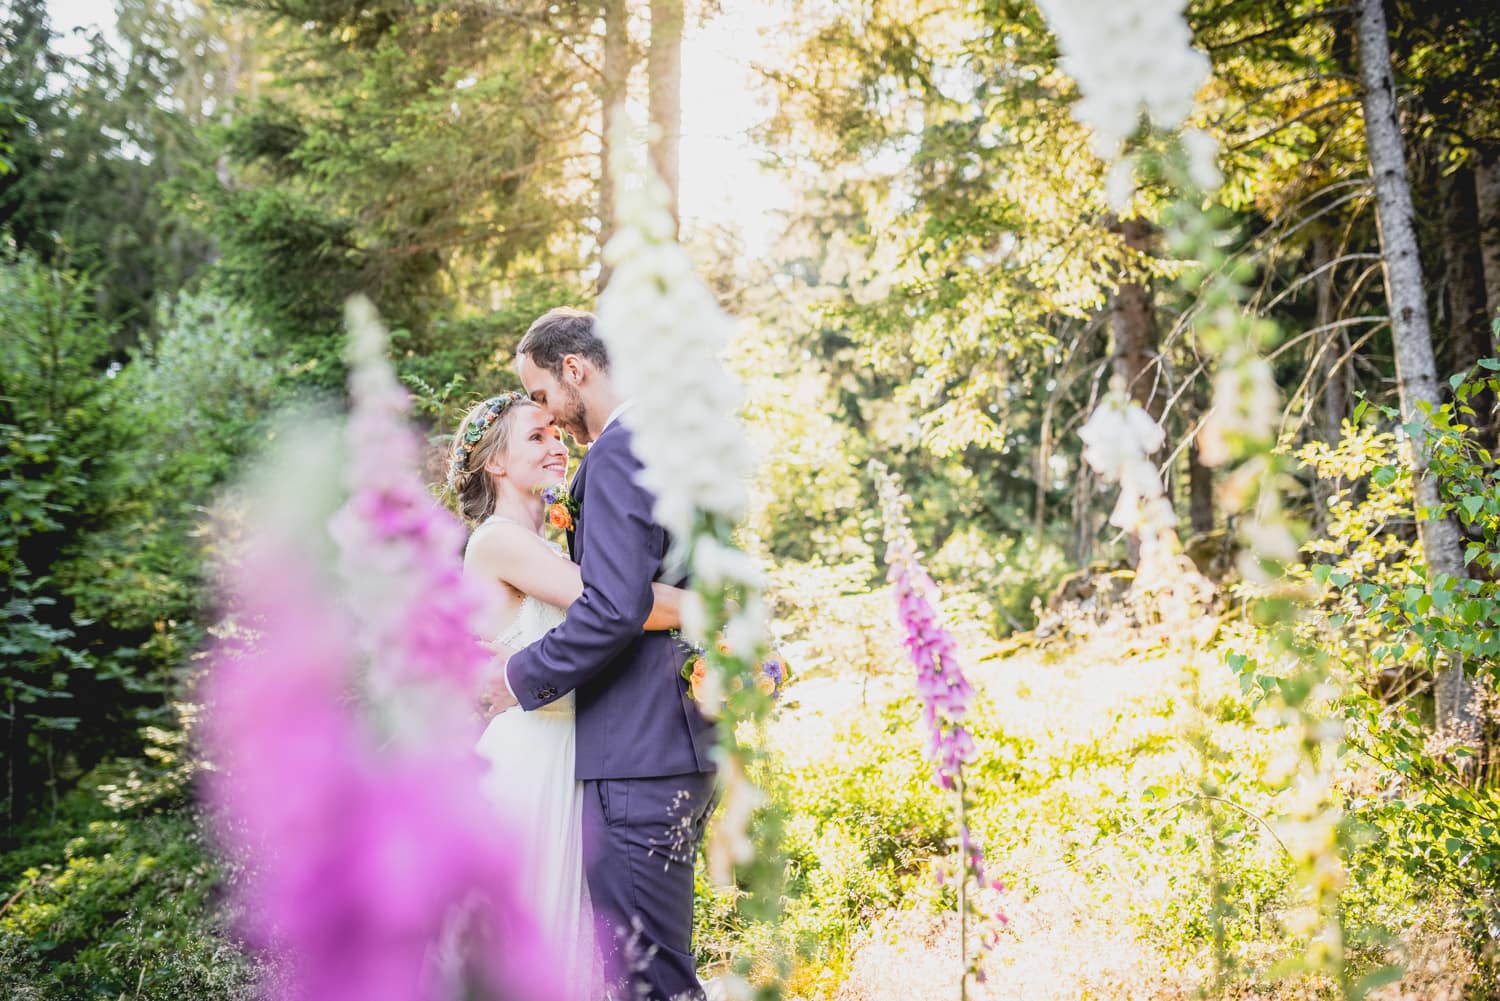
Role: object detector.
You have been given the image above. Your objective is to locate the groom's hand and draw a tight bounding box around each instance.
[478,640,520,719]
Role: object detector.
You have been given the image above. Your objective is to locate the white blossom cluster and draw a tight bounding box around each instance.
[1035,0,1209,159]
[1197,332,1300,579]
[596,149,756,548]
[1078,387,1173,542]
[595,123,766,888]
[1080,383,1214,614]
[1035,0,1219,203]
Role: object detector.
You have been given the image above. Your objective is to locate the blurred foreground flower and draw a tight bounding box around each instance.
[201,298,561,1001]
[1035,0,1216,205]
[595,120,773,894]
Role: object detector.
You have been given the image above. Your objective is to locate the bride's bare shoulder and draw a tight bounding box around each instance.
[464,519,556,569]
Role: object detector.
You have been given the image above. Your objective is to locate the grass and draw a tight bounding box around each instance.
[743,604,1480,1001]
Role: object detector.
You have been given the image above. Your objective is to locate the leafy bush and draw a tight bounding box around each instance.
[1298,374,1500,981]
[0,718,259,1000]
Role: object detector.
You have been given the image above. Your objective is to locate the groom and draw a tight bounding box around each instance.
[485,306,719,1000]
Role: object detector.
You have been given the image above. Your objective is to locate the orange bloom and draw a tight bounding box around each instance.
[548,504,573,531]
[689,657,707,700]
[756,673,776,696]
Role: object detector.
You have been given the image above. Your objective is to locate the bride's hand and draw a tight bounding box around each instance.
[477,641,520,719]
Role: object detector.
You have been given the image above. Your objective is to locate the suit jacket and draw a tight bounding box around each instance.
[506,420,717,780]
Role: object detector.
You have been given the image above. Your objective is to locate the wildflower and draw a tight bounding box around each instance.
[596,135,755,545]
[328,298,489,742]
[202,300,566,1001]
[874,461,1006,974]
[1034,0,1210,162]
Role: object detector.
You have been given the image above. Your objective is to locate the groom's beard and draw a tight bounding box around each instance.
[558,383,590,444]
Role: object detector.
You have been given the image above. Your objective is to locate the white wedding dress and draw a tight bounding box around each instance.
[474,534,594,996]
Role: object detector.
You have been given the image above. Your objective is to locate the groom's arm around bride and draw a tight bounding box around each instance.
[498,307,719,1001]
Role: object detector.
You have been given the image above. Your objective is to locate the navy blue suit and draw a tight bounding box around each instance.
[507,419,717,999]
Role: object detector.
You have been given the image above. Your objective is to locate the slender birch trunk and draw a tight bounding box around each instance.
[597,0,630,294]
[1355,0,1475,735]
[647,0,683,234]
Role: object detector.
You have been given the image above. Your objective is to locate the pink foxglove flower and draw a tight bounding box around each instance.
[326,298,490,742]
[204,543,560,1001]
[202,298,563,1001]
[874,462,1007,978]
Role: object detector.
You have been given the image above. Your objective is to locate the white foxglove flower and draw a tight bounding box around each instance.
[1036,0,1210,159]
[596,122,771,896]
[597,170,754,540]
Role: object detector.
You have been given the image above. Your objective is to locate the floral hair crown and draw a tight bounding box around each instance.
[448,392,527,490]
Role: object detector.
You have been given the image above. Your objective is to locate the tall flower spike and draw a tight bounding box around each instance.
[596,125,756,552]
[202,336,565,1001]
[1035,0,1218,205]
[328,297,490,743]
[874,461,1005,986]
[594,117,769,892]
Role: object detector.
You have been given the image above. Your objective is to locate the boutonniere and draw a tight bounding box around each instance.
[540,483,579,532]
[679,640,791,711]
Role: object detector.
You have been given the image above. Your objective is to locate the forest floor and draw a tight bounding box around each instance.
[766,620,1479,1001]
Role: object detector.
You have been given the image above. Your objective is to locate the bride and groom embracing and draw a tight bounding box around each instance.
[447,306,719,1001]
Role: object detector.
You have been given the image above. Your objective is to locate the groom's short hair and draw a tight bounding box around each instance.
[517,307,611,377]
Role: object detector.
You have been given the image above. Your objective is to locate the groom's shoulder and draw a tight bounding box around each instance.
[590,421,641,468]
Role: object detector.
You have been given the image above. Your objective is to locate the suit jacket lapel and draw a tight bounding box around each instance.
[565,422,622,562]
[566,449,588,560]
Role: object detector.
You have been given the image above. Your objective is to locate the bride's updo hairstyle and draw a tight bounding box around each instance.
[448,392,533,524]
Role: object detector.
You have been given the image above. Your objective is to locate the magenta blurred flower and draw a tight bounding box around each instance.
[327,298,490,721]
[201,298,565,1001]
[204,547,561,1001]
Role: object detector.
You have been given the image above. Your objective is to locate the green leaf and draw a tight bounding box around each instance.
[1350,965,1405,999]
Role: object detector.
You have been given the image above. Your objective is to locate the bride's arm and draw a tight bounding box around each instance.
[466,523,683,630]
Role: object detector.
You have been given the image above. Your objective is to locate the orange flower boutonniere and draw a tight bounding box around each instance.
[540,483,578,532]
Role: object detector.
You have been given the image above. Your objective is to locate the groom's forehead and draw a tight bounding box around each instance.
[515,352,546,393]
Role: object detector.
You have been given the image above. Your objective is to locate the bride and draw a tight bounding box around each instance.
[446,391,684,995]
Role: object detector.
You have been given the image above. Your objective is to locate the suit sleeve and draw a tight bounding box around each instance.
[505,434,662,709]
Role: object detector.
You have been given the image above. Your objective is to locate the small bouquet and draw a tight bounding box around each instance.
[682,644,790,706]
[540,483,578,532]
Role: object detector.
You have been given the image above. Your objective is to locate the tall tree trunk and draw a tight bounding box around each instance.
[1311,234,1348,535]
[1439,163,1494,378]
[1356,0,1475,736]
[1187,378,1214,535]
[1110,216,1166,566]
[1111,217,1163,423]
[597,0,630,294]
[1476,147,1500,336]
[647,0,683,234]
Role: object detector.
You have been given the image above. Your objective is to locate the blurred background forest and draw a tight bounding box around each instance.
[3,0,1500,997]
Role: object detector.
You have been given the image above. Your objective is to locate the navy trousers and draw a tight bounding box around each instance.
[582,772,718,1000]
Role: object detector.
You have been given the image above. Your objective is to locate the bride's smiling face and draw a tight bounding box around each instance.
[490,405,568,493]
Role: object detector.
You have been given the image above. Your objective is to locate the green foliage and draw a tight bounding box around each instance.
[197,0,598,352]
[0,717,259,1000]
[0,251,121,821]
[1300,370,1500,975]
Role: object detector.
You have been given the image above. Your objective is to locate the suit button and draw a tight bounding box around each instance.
[538,686,556,700]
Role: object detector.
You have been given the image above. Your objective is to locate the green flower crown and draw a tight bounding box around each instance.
[447,392,526,490]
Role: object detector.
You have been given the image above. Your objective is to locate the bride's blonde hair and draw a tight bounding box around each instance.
[448,393,535,524]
